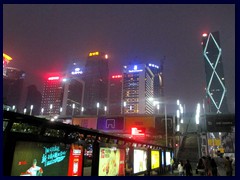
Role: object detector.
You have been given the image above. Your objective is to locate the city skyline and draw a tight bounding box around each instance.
[3,4,235,113]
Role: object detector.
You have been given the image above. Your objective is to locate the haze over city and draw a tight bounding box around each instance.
[3,4,235,113]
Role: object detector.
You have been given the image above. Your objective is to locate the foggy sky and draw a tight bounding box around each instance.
[3,4,235,113]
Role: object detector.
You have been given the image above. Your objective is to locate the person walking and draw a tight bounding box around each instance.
[197,157,206,176]
[178,161,184,176]
[224,156,233,176]
[211,158,218,176]
[205,156,213,176]
[184,159,193,176]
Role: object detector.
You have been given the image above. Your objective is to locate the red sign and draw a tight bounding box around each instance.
[131,127,145,136]
[68,144,83,176]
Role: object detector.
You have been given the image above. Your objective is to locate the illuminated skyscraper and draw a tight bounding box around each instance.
[122,64,155,114]
[83,51,109,115]
[201,31,228,114]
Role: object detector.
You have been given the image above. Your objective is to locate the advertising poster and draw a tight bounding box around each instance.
[161,151,165,166]
[151,150,160,169]
[72,117,97,129]
[11,141,83,176]
[98,147,125,176]
[67,144,83,176]
[97,117,124,131]
[165,151,171,166]
[133,149,147,174]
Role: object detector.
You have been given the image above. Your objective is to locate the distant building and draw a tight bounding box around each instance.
[122,64,155,114]
[108,75,123,115]
[41,75,84,116]
[3,67,26,110]
[82,51,109,115]
[25,85,42,115]
[201,31,228,114]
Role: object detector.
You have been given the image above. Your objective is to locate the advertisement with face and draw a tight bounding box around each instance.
[151,150,160,169]
[98,147,125,176]
[11,141,83,176]
[166,151,171,166]
[133,149,147,174]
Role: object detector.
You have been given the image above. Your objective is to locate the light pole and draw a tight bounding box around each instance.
[81,107,84,116]
[72,103,75,116]
[41,108,44,116]
[196,103,201,158]
[12,105,16,112]
[30,105,33,115]
[49,104,53,115]
[97,102,100,116]
[164,104,168,147]
[157,104,160,115]
[23,108,27,115]
[123,101,126,115]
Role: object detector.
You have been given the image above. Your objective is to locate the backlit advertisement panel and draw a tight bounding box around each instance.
[151,150,160,169]
[161,151,165,166]
[11,141,83,176]
[166,151,171,166]
[72,117,97,129]
[98,147,125,176]
[125,116,155,133]
[97,117,124,131]
[133,149,147,174]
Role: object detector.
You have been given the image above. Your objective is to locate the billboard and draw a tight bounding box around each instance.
[97,117,124,131]
[11,141,83,176]
[98,147,125,176]
[165,151,171,166]
[125,116,155,133]
[151,150,160,169]
[72,117,97,129]
[133,149,147,174]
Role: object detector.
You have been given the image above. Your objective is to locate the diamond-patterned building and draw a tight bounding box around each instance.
[201,31,228,114]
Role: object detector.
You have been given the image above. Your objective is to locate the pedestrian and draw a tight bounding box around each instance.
[197,157,206,176]
[211,158,218,176]
[178,161,184,176]
[224,156,233,176]
[170,157,174,174]
[184,159,193,176]
[205,156,213,176]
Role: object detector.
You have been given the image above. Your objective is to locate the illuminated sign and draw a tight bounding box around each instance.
[128,65,143,73]
[89,52,99,56]
[71,68,83,75]
[48,77,60,81]
[151,150,160,169]
[133,149,147,174]
[3,53,13,63]
[131,127,145,136]
[112,75,122,79]
[97,117,124,131]
[98,147,125,176]
[166,151,171,165]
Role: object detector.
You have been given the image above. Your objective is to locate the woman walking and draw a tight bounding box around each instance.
[184,160,193,176]
[178,161,184,176]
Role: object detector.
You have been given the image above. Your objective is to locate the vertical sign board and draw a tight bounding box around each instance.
[97,117,124,131]
[72,117,97,130]
[151,150,160,170]
[98,147,125,176]
[11,141,83,176]
[165,151,171,166]
[125,116,155,133]
[133,149,147,174]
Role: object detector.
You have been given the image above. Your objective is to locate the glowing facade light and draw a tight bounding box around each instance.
[202,33,208,37]
[112,75,122,79]
[89,51,99,56]
[48,76,60,81]
[72,104,75,109]
[105,54,108,59]
[176,109,180,118]
[96,102,100,108]
[3,53,13,63]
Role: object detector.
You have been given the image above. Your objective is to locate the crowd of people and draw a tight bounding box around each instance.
[171,155,234,176]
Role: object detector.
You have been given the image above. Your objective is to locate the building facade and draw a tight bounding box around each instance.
[201,31,228,114]
[82,51,109,115]
[122,64,155,114]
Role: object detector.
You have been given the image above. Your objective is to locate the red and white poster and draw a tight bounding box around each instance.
[68,144,83,176]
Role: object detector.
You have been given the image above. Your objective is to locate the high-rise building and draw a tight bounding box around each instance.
[122,64,154,114]
[41,75,84,116]
[25,85,42,115]
[108,75,123,115]
[83,51,109,115]
[3,67,26,110]
[201,31,228,114]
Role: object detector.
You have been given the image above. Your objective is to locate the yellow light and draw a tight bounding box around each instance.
[3,53,13,62]
[89,51,100,57]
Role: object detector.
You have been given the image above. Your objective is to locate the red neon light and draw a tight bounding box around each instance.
[202,33,208,37]
[112,75,122,79]
[48,76,60,80]
[131,127,145,136]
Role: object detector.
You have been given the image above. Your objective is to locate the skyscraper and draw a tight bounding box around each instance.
[108,75,123,115]
[83,51,109,115]
[201,31,228,114]
[122,64,154,114]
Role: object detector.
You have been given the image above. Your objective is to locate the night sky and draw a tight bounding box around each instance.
[3,4,235,113]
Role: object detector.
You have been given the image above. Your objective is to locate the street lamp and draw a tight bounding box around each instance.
[157,104,160,114]
[41,108,44,116]
[196,103,201,158]
[49,104,53,115]
[30,105,33,115]
[104,106,107,115]
[123,101,126,115]
[81,107,84,115]
[23,108,27,115]
[12,105,16,112]
[97,102,100,116]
